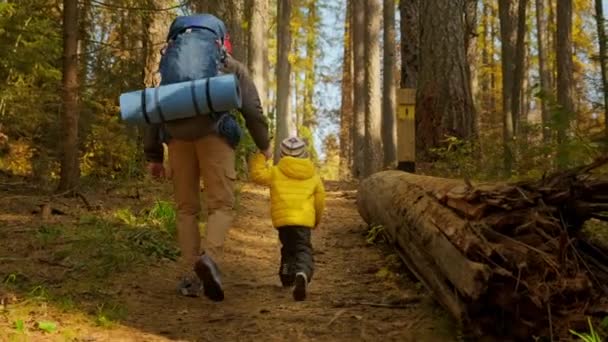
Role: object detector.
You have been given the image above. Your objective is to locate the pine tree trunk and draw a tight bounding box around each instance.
[304,0,317,128]
[58,0,80,192]
[511,0,528,135]
[275,0,292,163]
[339,0,354,179]
[556,0,574,168]
[490,2,497,113]
[143,1,169,88]
[399,0,418,88]
[498,0,517,175]
[363,0,383,177]
[465,0,479,122]
[191,0,209,12]
[228,0,247,65]
[352,0,366,178]
[382,0,397,169]
[595,0,608,148]
[247,0,268,110]
[417,0,476,159]
[537,0,552,142]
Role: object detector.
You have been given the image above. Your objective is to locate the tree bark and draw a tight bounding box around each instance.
[382,0,397,169]
[556,0,574,168]
[498,0,517,175]
[142,1,169,88]
[275,0,292,163]
[536,0,552,142]
[58,0,80,192]
[352,0,366,177]
[595,0,608,148]
[465,0,479,122]
[303,0,317,128]
[357,158,608,340]
[417,0,476,159]
[399,0,418,89]
[248,0,268,110]
[339,0,353,179]
[363,0,383,177]
[511,0,527,134]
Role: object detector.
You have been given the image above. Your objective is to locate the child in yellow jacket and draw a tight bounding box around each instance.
[249,136,325,301]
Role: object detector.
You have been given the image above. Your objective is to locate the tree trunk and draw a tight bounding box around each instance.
[548,0,557,90]
[247,0,268,110]
[228,0,247,64]
[399,0,418,88]
[382,0,397,169]
[303,0,317,128]
[191,0,209,12]
[58,0,80,192]
[363,0,383,177]
[142,1,169,88]
[275,0,292,163]
[357,158,608,340]
[490,2,497,113]
[511,0,527,135]
[556,0,574,168]
[339,0,353,179]
[498,0,517,175]
[352,0,366,177]
[417,0,476,159]
[595,0,608,148]
[536,0,552,142]
[465,0,479,121]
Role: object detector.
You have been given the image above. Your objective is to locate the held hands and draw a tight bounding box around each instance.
[262,147,273,160]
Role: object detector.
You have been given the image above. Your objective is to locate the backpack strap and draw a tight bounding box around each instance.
[154,87,167,123]
[205,78,216,114]
[140,90,151,124]
[190,80,203,116]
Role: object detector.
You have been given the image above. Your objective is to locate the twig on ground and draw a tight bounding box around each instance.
[326,309,347,327]
[75,192,93,210]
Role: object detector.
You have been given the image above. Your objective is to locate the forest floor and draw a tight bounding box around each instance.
[0,175,458,342]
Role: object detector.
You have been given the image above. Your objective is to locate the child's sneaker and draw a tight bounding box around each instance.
[293,272,307,301]
[279,262,295,287]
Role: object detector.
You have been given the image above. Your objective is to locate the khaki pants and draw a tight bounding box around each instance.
[168,134,236,272]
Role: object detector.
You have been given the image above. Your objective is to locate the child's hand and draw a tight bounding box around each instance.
[262,147,273,160]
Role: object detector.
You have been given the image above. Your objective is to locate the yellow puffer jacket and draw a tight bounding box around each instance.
[249,153,325,229]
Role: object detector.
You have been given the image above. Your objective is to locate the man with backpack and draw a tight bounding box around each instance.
[143,14,271,302]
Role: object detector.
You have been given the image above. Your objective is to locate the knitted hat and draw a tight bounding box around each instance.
[280,137,308,158]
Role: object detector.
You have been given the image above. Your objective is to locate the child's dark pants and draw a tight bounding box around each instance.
[278,226,314,285]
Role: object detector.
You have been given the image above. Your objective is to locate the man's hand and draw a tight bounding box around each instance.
[262,147,273,160]
[147,162,165,179]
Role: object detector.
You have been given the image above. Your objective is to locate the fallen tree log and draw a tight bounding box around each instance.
[357,156,608,340]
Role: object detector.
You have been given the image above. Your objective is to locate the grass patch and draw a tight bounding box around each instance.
[95,302,128,328]
[0,198,179,339]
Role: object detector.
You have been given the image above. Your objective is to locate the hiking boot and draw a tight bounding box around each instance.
[194,254,224,302]
[177,276,202,297]
[293,272,308,301]
[279,262,295,287]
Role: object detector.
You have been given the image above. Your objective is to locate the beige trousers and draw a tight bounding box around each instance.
[168,134,236,272]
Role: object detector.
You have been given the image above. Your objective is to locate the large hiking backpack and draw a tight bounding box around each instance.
[158,14,241,147]
[159,14,228,85]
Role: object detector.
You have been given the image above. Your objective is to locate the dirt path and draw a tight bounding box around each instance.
[1,181,457,341]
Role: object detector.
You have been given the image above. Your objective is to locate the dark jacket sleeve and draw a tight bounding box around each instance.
[143,123,164,163]
[223,55,270,151]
